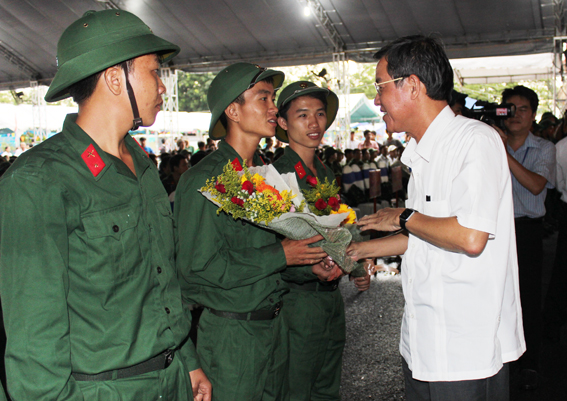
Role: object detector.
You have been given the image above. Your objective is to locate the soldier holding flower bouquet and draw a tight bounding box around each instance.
[273,81,371,401]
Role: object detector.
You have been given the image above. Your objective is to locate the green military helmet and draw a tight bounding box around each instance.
[275,81,339,143]
[207,63,285,140]
[45,9,180,102]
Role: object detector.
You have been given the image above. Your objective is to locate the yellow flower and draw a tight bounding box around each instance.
[251,173,264,186]
[331,204,357,224]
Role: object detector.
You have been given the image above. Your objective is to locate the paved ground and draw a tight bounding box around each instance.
[339,231,567,401]
[340,272,405,400]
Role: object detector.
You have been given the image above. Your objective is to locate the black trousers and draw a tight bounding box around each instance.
[543,200,567,340]
[514,217,544,370]
[402,358,509,401]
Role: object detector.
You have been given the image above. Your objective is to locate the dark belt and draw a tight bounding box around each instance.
[208,302,282,321]
[287,280,339,292]
[71,349,174,381]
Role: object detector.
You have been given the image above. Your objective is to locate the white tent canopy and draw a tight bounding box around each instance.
[0,103,212,135]
[451,53,555,84]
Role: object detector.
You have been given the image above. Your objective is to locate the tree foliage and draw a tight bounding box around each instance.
[177,71,215,112]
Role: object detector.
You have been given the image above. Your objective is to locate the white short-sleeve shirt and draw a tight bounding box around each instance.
[399,106,525,382]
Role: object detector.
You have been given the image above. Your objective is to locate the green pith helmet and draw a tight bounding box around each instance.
[45,9,180,102]
[275,81,339,142]
[207,63,285,140]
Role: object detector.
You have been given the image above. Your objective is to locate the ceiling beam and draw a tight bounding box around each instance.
[303,0,345,52]
[0,42,40,80]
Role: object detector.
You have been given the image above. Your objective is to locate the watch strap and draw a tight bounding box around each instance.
[399,208,416,231]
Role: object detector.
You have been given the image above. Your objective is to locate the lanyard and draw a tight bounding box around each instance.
[521,148,530,166]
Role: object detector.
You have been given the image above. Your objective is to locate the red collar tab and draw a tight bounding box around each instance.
[294,162,306,179]
[81,144,106,177]
[133,137,149,157]
[231,158,243,171]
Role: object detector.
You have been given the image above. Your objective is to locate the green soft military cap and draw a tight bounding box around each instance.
[275,81,339,142]
[207,63,285,140]
[45,9,180,102]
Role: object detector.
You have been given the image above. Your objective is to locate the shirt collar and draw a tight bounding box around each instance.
[283,146,328,180]
[218,140,265,167]
[401,105,454,166]
[507,132,538,154]
[62,113,150,181]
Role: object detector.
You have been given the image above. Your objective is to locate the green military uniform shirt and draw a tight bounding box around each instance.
[174,140,288,312]
[273,146,346,401]
[0,114,197,400]
[273,146,337,284]
[175,140,290,400]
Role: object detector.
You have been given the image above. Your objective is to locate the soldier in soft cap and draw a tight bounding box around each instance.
[0,9,210,400]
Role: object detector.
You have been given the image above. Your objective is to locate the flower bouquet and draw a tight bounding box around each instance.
[199,159,367,275]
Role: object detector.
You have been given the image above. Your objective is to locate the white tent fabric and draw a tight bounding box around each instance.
[451,53,555,84]
[0,103,212,135]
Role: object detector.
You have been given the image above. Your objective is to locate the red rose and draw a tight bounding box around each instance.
[215,182,226,193]
[242,180,254,195]
[315,198,327,210]
[328,196,340,211]
[306,175,318,187]
[231,197,244,207]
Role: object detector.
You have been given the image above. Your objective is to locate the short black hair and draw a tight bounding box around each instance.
[68,58,135,105]
[502,85,539,114]
[374,35,453,102]
[169,154,187,170]
[278,91,328,121]
[220,76,275,129]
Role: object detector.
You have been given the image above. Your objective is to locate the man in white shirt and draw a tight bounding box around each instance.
[13,143,26,157]
[345,131,360,150]
[347,35,525,401]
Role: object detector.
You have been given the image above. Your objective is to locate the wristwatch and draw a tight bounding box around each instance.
[399,208,416,231]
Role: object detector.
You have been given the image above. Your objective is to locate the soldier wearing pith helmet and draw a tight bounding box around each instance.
[175,64,336,400]
[273,81,371,400]
[0,9,210,400]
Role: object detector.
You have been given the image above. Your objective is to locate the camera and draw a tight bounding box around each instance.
[469,101,516,129]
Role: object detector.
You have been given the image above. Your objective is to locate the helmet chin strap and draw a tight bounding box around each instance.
[121,62,143,131]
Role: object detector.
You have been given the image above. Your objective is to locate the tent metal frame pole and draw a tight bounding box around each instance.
[333,52,350,150]
[30,81,47,142]
[160,67,179,151]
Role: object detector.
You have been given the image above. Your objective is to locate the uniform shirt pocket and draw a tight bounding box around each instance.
[81,204,143,284]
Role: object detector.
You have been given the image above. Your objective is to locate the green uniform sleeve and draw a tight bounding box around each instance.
[280,265,318,284]
[175,171,287,290]
[176,307,200,373]
[0,171,84,400]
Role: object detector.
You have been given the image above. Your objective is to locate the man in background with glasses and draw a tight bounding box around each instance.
[347,35,525,401]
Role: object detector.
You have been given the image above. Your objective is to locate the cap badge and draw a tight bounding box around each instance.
[299,83,309,88]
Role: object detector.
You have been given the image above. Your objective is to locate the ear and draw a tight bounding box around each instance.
[224,102,240,123]
[277,116,288,131]
[405,74,422,100]
[103,65,123,96]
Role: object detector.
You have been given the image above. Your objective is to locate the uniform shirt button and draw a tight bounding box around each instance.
[276,280,280,285]
[269,298,274,303]
[157,266,162,274]
[112,225,119,232]
[165,307,170,314]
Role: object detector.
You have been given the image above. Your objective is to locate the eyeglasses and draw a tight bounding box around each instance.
[373,77,405,96]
